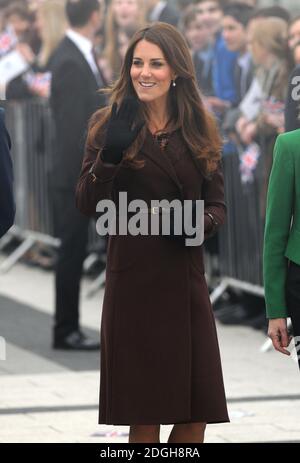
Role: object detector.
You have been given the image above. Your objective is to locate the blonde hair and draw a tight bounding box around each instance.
[251,17,289,60]
[37,0,67,67]
[103,0,147,80]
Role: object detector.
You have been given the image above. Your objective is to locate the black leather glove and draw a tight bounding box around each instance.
[100,96,145,165]
[168,204,219,243]
[166,201,217,244]
[167,201,197,243]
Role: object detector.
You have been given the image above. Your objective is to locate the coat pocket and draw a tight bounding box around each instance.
[188,245,205,274]
[106,234,140,272]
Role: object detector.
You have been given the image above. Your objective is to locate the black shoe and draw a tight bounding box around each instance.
[53,331,100,350]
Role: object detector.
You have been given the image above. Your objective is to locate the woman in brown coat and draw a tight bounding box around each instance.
[76,22,229,443]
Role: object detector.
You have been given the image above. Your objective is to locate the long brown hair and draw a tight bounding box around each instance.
[87,22,223,177]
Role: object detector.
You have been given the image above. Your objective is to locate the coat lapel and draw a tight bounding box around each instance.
[140,127,205,197]
[141,128,185,193]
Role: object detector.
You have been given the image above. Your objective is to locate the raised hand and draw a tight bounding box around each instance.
[101,96,145,165]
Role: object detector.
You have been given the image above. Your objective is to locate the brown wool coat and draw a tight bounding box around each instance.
[76,125,230,425]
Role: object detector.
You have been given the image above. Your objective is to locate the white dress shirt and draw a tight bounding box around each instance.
[66,29,99,78]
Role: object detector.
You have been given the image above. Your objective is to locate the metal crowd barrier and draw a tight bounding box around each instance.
[213,150,289,353]
[0,100,105,295]
[0,99,57,271]
[213,149,265,299]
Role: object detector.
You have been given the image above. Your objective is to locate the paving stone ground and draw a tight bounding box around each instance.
[0,256,299,443]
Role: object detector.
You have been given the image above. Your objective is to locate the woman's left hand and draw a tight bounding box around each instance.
[264,112,284,130]
[240,121,257,145]
[268,318,293,355]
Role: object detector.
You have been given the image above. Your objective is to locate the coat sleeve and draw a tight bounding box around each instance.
[0,109,15,238]
[202,160,227,240]
[263,134,294,319]
[75,122,123,217]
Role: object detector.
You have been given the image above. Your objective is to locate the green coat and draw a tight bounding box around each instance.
[263,128,300,318]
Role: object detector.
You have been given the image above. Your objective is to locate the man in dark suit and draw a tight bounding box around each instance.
[49,0,106,350]
[147,0,180,27]
[0,107,15,239]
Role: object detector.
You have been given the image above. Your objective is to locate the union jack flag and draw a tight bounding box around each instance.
[262,96,285,115]
[239,142,261,184]
[0,27,17,58]
[24,71,52,98]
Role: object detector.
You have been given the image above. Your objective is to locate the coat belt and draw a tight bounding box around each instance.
[116,207,172,215]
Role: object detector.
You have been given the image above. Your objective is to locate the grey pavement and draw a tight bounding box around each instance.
[0,255,300,443]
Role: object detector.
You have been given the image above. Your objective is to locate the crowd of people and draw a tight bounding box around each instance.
[1,0,300,338]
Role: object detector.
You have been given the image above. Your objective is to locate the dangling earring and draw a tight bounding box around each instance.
[172,79,176,87]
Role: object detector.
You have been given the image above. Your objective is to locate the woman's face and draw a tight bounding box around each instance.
[113,0,139,28]
[248,34,268,66]
[6,14,30,39]
[195,1,223,36]
[130,39,176,105]
[185,17,211,52]
[289,19,300,50]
